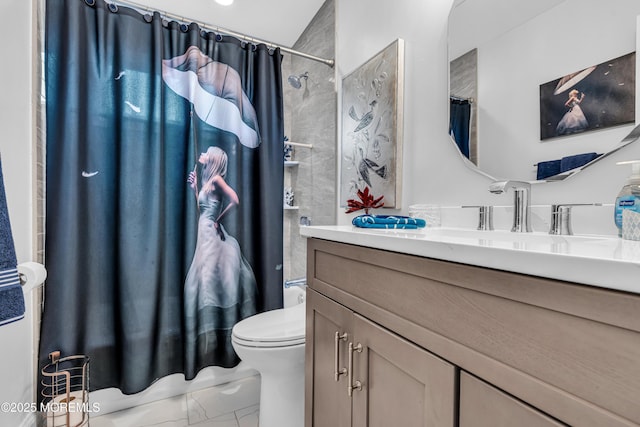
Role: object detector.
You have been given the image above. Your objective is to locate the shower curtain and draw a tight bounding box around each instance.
[40,0,284,393]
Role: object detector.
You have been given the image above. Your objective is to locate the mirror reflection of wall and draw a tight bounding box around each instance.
[448,0,640,182]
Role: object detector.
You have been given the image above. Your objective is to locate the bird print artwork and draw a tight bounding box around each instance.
[345,86,389,189]
[349,100,377,133]
[340,39,403,209]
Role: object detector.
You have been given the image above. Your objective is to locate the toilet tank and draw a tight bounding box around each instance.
[283,284,306,308]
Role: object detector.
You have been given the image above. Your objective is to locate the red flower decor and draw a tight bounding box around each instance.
[345,187,384,214]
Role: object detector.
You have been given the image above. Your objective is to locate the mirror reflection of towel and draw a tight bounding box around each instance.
[560,152,600,173]
[0,157,24,326]
[536,160,562,180]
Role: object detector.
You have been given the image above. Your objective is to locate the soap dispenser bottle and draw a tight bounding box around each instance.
[614,160,640,237]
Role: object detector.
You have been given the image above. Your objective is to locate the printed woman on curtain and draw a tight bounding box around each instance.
[184,146,258,377]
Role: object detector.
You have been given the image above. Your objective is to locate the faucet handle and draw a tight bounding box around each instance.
[462,205,494,231]
[549,203,602,235]
[489,180,531,194]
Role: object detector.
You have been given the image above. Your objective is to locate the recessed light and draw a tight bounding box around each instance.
[215,0,234,5]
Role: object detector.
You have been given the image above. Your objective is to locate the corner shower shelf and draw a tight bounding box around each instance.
[283,141,308,213]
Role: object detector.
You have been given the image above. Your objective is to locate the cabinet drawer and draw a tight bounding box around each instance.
[460,372,565,427]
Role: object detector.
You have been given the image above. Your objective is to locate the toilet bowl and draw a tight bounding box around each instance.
[231,292,305,427]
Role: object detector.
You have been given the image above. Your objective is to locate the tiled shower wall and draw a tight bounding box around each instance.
[282,0,337,282]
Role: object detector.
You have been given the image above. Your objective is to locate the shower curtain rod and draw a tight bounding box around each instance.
[111,0,335,67]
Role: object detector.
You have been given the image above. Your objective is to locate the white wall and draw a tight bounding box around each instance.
[337,0,640,236]
[0,0,36,424]
[1,0,34,263]
[337,0,484,213]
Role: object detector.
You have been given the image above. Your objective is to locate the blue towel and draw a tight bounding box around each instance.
[0,156,24,326]
[352,215,426,229]
[536,159,562,180]
[560,152,600,173]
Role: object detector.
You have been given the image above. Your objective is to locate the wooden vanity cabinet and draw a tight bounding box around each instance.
[459,372,564,427]
[305,238,640,427]
[305,288,352,427]
[305,288,457,427]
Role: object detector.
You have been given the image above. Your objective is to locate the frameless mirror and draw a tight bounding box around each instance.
[448,0,640,182]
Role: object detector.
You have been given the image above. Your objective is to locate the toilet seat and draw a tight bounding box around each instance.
[232,304,305,348]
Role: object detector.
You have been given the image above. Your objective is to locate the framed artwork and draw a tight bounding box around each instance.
[540,52,635,140]
[340,39,404,209]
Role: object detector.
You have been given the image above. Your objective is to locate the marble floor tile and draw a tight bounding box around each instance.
[186,376,260,424]
[90,394,189,427]
[235,404,259,427]
[87,376,261,427]
[189,410,239,427]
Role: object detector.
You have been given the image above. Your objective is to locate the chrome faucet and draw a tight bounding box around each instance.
[549,203,602,235]
[462,205,494,230]
[489,180,532,232]
[284,277,307,288]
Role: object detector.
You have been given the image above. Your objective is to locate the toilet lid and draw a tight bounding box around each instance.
[232,304,305,347]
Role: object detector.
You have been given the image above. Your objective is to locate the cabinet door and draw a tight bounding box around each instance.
[351,314,457,427]
[459,372,566,427]
[306,289,353,427]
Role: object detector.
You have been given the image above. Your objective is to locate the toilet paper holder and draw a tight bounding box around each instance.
[40,351,90,427]
[17,262,47,290]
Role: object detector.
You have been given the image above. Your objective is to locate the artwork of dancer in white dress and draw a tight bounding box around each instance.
[183,146,257,376]
[556,89,588,136]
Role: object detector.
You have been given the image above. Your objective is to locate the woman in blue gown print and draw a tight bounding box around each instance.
[184,146,257,377]
[556,89,588,136]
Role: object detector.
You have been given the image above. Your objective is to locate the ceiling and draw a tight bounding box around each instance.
[128,0,326,47]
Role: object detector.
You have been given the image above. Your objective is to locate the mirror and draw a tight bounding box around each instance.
[448,0,640,182]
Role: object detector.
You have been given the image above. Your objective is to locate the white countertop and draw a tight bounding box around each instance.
[300,225,640,295]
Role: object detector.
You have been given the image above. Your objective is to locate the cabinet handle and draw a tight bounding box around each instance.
[334,332,348,381]
[347,342,363,396]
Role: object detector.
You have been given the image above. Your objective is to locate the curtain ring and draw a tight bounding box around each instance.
[84,0,96,6]
[240,41,247,49]
[180,23,189,32]
[143,13,153,23]
[268,47,275,55]
[216,34,223,42]
[251,44,258,52]
[107,2,118,13]
[200,29,208,38]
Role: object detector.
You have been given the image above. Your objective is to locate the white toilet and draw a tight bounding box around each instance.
[231,286,306,427]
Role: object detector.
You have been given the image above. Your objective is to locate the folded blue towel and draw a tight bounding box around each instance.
[352,215,426,229]
[560,152,600,173]
[536,159,562,180]
[0,156,24,326]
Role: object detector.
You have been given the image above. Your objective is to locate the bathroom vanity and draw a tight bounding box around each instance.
[302,226,640,427]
